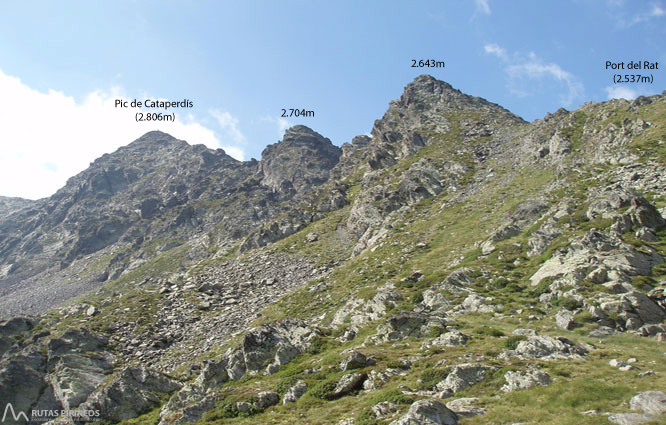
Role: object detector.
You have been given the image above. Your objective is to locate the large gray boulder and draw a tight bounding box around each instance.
[340,351,369,371]
[389,399,458,425]
[501,369,551,392]
[530,230,664,286]
[512,335,587,360]
[555,309,576,330]
[254,391,279,410]
[630,391,666,415]
[0,351,56,425]
[609,390,666,425]
[434,363,489,397]
[0,317,36,337]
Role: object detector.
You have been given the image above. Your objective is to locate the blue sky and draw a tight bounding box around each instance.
[0,0,664,199]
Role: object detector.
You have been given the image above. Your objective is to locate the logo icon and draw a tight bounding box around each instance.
[2,404,29,423]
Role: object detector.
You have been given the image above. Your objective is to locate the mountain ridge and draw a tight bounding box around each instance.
[1,75,665,425]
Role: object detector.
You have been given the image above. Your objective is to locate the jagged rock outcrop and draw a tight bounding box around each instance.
[258,125,341,195]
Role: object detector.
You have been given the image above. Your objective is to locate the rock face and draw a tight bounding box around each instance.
[258,125,342,195]
[79,366,182,422]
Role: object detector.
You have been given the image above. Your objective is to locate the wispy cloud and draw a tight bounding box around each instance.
[605,86,638,100]
[209,109,246,144]
[261,115,292,138]
[609,1,665,27]
[604,85,655,100]
[0,68,241,199]
[484,44,584,106]
[484,43,507,61]
[472,0,491,15]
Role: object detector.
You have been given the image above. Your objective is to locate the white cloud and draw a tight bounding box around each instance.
[472,0,491,15]
[484,43,507,61]
[0,68,242,199]
[605,86,638,100]
[604,85,655,100]
[209,109,246,144]
[261,116,292,138]
[221,145,245,161]
[484,44,584,106]
[610,1,665,26]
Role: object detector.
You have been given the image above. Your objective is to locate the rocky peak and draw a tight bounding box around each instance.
[367,74,525,169]
[259,125,341,195]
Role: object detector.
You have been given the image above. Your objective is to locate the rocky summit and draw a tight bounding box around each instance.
[1,74,666,424]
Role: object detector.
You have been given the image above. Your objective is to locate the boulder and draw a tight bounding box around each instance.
[49,353,114,410]
[283,380,307,404]
[372,401,399,418]
[501,369,551,392]
[429,330,468,347]
[609,390,666,424]
[0,352,55,423]
[445,398,486,418]
[389,399,458,425]
[555,309,576,330]
[630,391,666,415]
[608,413,659,425]
[435,363,488,396]
[460,294,495,314]
[0,317,36,337]
[332,372,365,398]
[512,335,587,360]
[340,351,369,371]
[331,283,402,327]
[254,391,279,410]
[47,329,108,359]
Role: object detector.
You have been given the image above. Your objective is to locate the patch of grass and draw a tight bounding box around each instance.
[504,335,527,350]
[473,326,505,337]
[417,367,450,390]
